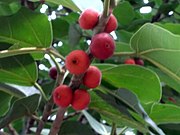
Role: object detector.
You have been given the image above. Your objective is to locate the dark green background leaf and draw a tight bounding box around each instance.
[0,94,40,128]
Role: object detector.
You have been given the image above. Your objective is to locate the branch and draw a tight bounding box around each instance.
[0,47,46,58]
[48,107,66,135]
[7,124,18,135]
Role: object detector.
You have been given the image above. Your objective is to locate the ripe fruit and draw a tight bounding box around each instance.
[49,67,57,80]
[53,85,73,108]
[83,66,102,88]
[71,89,91,110]
[124,58,135,65]
[90,33,115,60]
[65,50,90,75]
[79,9,99,30]
[135,58,144,66]
[104,14,117,33]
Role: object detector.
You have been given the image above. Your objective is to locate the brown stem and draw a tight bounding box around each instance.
[35,97,54,135]
[48,107,66,135]
[7,124,18,135]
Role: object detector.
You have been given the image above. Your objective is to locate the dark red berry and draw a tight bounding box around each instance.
[49,67,57,80]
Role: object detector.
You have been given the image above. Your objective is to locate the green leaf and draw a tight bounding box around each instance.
[115,42,134,53]
[52,18,69,39]
[113,1,135,26]
[0,94,40,128]
[117,30,133,43]
[0,54,37,86]
[149,67,180,93]
[0,0,21,16]
[93,63,117,71]
[102,65,161,104]
[155,23,180,35]
[59,121,95,135]
[46,0,80,11]
[130,23,180,89]
[89,90,149,133]
[0,83,26,97]
[0,91,12,116]
[150,104,180,124]
[0,7,52,48]
[68,23,82,46]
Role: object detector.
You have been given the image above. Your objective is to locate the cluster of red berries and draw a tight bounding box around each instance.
[124,58,144,66]
[52,9,117,111]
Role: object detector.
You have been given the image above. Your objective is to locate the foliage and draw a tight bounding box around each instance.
[0,0,180,134]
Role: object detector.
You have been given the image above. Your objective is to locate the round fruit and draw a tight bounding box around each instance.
[71,89,91,110]
[65,50,90,75]
[90,33,115,60]
[124,58,135,65]
[53,85,73,108]
[104,14,117,33]
[49,67,57,80]
[83,66,102,88]
[135,58,144,66]
[79,9,99,30]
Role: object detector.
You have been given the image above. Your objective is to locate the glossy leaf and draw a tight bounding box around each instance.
[0,7,52,48]
[0,94,40,128]
[102,65,161,104]
[150,104,180,124]
[0,83,26,97]
[97,87,165,135]
[0,91,12,116]
[156,23,180,35]
[0,54,37,86]
[113,2,135,25]
[0,0,21,16]
[59,121,95,135]
[89,90,149,133]
[131,23,180,89]
[149,67,180,93]
[46,0,80,11]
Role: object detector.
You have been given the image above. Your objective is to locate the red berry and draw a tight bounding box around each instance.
[168,97,176,103]
[135,59,144,66]
[53,85,73,108]
[104,14,118,33]
[71,89,91,110]
[124,58,135,65]
[90,33,115,60]
[79,9,99,30]
[49,67,57,80]
[65,50,90,75]
[83,66,102,88]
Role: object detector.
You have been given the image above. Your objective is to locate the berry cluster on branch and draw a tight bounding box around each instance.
[52,8,118,111]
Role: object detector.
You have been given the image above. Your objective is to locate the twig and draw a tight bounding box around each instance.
[110,123,116,135]
[34,82,48,101]
[35,97,54,135]
[63,112,80,120]
[48,107,66,135]
[7,124,18,135]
